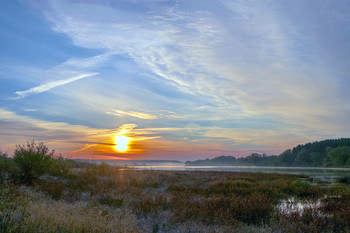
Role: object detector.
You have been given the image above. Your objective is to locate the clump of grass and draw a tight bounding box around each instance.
[133,194,169,217]
[336,176,350,184]
[0,185,29,232]
[85,163,122,177]
[320,195,350,231]
[279,179,322,198]
[291,180,313,198]
[274,209,333,233]
[38,179,65,200]
[205,179,254,196]
[99,195,124,208]
[0,153,17,184]
[171,191,273,225]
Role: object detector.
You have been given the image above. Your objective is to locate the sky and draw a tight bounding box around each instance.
[1,0,350,161]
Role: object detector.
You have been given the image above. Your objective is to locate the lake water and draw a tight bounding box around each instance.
[92,160,350,178]
[278,197,323,215]
[126,163,350,178]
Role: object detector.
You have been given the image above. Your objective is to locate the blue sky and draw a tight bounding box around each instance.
[1,0,350,160]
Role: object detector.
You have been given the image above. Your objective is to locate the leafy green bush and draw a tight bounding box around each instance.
[13,141,56,184]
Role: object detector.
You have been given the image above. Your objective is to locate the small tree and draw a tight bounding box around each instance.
[13,140,55,184]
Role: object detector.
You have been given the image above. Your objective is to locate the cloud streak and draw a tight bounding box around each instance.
[12,72,98,99]
[108,109,158,120]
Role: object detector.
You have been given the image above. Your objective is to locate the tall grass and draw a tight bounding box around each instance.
[0,153,17,184]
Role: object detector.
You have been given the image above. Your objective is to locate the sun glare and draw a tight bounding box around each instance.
[114,136,130,152]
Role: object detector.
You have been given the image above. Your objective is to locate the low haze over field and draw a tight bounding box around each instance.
[1,0,350,160]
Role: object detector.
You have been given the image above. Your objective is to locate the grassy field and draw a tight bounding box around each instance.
[1,159,350,233]
[1,142,350,232]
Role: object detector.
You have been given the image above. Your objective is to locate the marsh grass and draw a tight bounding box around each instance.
[1,158,350,232]
[1,186,140,233]
[0,155,17,185]
[99,195,124,208]
[336,176,350,184]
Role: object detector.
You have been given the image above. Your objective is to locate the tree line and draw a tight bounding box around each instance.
[185,138,350,167]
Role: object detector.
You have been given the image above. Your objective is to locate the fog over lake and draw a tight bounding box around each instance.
[86,159,350,179]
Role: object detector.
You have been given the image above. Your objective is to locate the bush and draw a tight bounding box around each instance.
[49,156,72,177]
[13,141,56,184]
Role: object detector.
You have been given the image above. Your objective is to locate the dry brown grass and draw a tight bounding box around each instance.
[1,163,350,232]
[1,186,140,233]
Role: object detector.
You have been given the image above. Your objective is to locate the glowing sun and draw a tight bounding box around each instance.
[114,136,130,152]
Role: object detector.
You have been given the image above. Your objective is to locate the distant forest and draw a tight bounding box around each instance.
[186,138,350,167]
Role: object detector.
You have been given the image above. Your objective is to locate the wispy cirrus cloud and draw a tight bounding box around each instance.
[107,109,185,120]
[11,72,98,99]
[47,0,348,137]
[107,109,158,120]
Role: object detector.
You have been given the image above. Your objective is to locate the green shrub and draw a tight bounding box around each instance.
[48,156,72,177]
[13,141,55,185]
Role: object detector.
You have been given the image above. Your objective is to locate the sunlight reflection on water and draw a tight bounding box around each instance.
[278,197,322,215]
